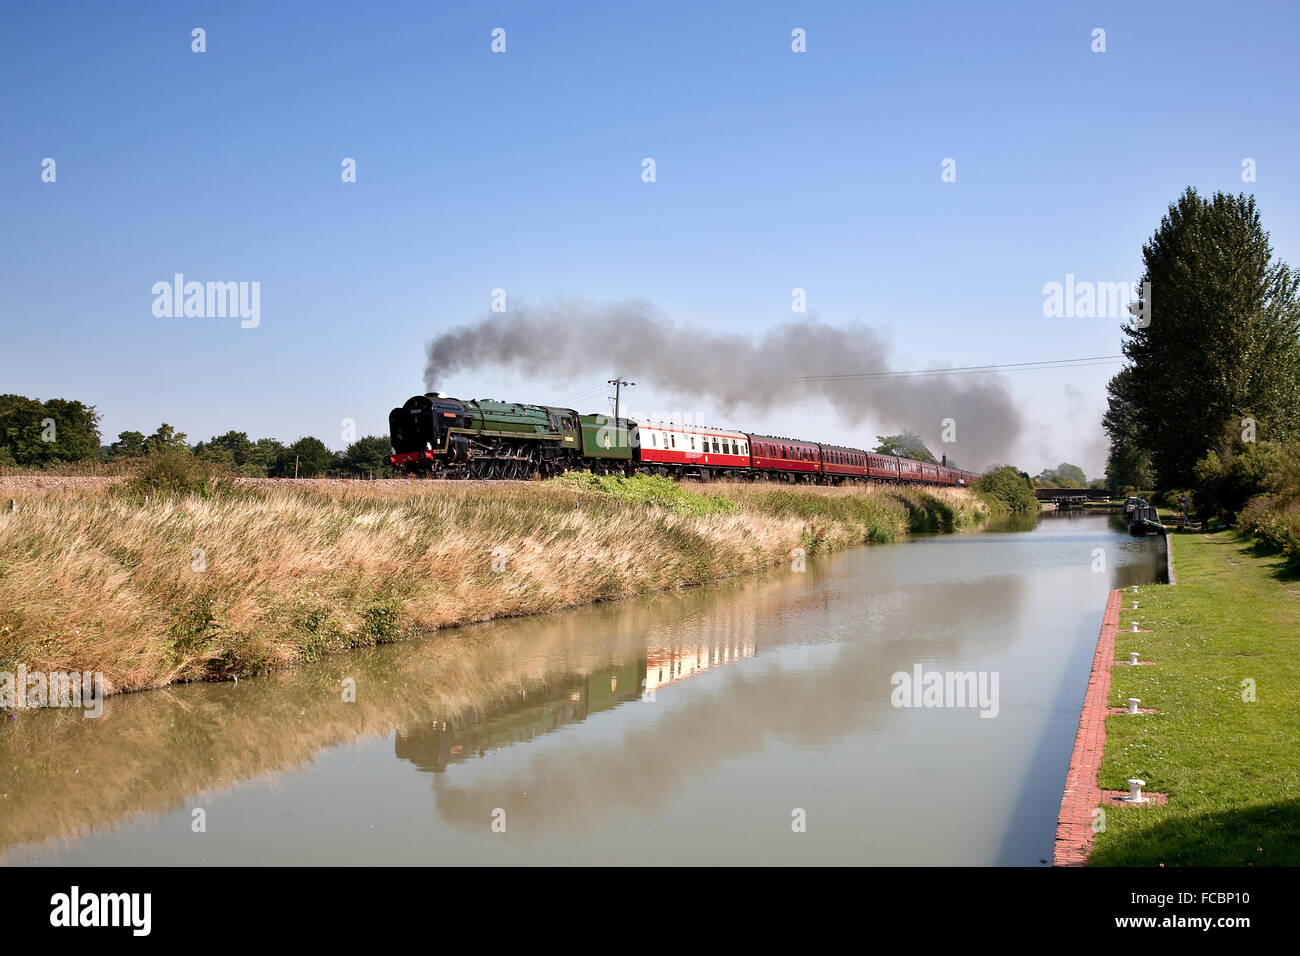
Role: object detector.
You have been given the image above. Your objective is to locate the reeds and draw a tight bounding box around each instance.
[0,476,990,696]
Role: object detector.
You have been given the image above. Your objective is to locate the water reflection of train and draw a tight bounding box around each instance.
[643,639,757,696]
[394,637,756,773]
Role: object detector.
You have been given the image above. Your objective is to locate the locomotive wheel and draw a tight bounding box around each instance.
[519,447,539,479]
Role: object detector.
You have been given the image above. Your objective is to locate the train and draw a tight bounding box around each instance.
[387,392,982,486]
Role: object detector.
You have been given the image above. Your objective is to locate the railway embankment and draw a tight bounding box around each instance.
[1061,531,1300,865]
[0,474,994,699]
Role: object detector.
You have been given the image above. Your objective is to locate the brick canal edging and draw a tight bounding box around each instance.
[1052,588,1122,867]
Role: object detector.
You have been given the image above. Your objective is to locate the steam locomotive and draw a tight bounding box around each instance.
[388,392,981,486]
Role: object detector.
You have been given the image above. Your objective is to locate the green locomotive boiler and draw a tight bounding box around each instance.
[387,392,633,478]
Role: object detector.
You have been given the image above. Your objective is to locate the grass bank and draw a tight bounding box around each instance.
[0,474,991,698]
[1091,532,1300,865]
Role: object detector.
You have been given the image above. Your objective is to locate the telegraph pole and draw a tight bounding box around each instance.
[607,378,635,423]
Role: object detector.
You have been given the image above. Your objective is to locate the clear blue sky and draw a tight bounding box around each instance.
[2,1,1297,476]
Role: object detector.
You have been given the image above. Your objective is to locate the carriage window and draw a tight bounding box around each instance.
[651,432,657,447]
[690,436,696,450]
[670,434,675,448]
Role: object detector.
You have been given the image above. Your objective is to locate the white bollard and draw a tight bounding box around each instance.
[1127,697,1141,714]
[1125,779,1146,803]
[1129,652,1140,665]
[1132,585,1138,593]
[1131,622,1139,633]
[1133,601,1139,610]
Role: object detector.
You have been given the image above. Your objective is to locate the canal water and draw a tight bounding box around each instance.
[1,510,1163,866]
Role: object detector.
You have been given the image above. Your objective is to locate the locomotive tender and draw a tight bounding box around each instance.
[388,392,980,486]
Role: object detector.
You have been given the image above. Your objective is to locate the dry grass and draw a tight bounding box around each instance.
[0,476,990,696]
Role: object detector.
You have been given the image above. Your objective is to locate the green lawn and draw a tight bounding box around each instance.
[1091,532,1300,865]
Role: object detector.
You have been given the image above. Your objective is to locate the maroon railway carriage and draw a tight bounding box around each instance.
[747,434,821,480]
[866,453,901,482]
[820,443,868,482]
[895,457,923,483]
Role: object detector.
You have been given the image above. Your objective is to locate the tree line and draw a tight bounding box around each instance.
[0,397,393,478]
[1102,187,1300,564]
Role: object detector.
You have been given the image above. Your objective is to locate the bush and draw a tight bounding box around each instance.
[976,466,1038,512]
[1151,488,1195,511]
[124,450,232,497]
[1192,442,1282,520]
[363,600,402,644]
[551,471,737,517]
[1237,495,1300,567]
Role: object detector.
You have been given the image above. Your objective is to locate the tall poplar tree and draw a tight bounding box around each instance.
[1121,188,1300,487]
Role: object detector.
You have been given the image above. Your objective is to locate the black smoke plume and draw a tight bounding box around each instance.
[425,299,1022,469]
